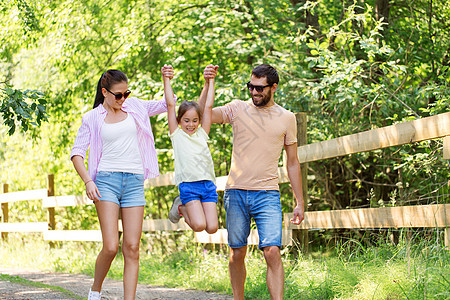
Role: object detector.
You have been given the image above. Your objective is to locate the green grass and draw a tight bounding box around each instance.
[0,273,84,299]
[0,233,449,299]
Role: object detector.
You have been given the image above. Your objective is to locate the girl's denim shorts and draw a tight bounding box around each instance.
[179,180,218,205]
[94,171,146,208]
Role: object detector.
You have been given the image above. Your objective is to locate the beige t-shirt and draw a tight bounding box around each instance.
[217,100,297,190]
[170,127,216,186]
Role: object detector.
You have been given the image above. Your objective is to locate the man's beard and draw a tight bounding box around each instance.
[251,93,271,107]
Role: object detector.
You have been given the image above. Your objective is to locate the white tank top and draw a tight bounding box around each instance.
[98,113,144,174]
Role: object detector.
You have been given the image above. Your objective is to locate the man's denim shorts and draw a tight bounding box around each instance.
[94,171,146,208]
[223,189,282,250]
[179,180,218,205]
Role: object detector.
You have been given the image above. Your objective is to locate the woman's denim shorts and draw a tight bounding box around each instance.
[94,171,146,208]
[224,189,282,250]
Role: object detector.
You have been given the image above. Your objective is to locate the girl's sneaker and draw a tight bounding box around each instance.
[88,288,102,300]
[169,196,182,223]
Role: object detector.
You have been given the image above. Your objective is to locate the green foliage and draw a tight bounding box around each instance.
[1,0,449,289]
[1,233,448,299]
[1,0,450,239]
[14,0,41,35]
[0,87,48,135]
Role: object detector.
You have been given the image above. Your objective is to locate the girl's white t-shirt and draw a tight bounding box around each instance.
[98,113,144,174]
[170,127,215,186]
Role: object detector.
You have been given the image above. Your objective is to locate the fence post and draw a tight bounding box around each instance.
[444,227,450,250]
[444,136,449,250]
[292,112,308,254]
[47,174,55,231]
[443,136,450,159]
[1,183,9,240]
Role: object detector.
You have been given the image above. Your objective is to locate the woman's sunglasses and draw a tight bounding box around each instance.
[105,88,131,100]
[246,81,273,93]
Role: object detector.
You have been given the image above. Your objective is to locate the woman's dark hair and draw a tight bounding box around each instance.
[93,70,128,108]
[251,64,279,86]
[177,100,202,123]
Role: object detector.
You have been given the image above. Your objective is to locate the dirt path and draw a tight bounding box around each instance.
[0,267,233,299]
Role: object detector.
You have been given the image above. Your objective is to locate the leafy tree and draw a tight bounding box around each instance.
[1,0,449,235]
[0,0,48,135]
[0,88,47,135]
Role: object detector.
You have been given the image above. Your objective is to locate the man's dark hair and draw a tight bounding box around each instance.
[251,64,279,86]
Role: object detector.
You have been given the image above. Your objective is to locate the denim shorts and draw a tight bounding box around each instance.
[94,171,146,208]
[179,180,218,205]
[224,189,282,250]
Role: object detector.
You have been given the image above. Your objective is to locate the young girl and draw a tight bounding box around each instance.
[71,69,171,300]
[161,64,218,234]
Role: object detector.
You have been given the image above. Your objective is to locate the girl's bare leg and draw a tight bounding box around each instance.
[202,202,218,234]
[179,200,206,232]
[179,201,218,233]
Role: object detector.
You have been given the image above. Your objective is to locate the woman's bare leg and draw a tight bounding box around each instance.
[92,201,120,292]
[121,206,144,300]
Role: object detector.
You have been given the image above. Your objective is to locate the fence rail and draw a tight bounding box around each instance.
[297,111,450,163]
[0,189,47,204]
[285,204,450,229]
[0,222,48,232]
[1,112,449,248]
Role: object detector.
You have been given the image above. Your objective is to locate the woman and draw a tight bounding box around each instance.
[71,69,174,300]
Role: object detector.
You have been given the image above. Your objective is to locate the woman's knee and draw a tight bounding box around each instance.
[122,242,140,259]
[102,242,119,258]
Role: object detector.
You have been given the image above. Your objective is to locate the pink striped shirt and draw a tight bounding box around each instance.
[70,96,169,181]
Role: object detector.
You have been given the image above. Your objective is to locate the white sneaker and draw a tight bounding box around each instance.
[88,288,102,300]
[168,196,182,223]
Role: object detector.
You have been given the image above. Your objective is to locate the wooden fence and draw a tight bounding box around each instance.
[1,112,450,248]
[0,177,292,246]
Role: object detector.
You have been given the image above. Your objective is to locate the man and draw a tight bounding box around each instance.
[200,64,305,300]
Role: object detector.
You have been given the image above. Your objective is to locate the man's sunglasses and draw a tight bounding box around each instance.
[105,87,131,100]
[246,81,273,93]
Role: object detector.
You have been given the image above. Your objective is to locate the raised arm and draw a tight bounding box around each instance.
[198,65,223,124]
[201,78,215,135]
[161,64,178,134]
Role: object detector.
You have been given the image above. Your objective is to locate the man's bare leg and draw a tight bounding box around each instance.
[229,246,247,300]
[263,246,284,300]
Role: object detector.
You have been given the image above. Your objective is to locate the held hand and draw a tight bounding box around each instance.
[291,204,304,225]
[85,181,101,202]
[161,64,174,80]
[203,64,219,80]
